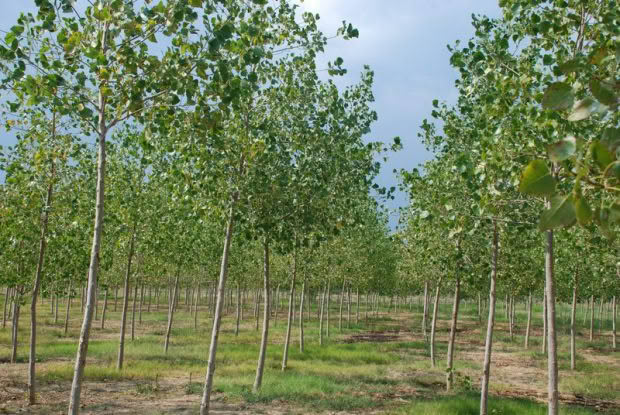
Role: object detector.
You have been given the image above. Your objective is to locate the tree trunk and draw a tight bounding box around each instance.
[319,283,326,346]
[64,283,72,336]
[339,281,345,332]
[570,272,578,371]
[480,220,498,415]
[117,227,136,370]
[2,286,9,329]
[544,230,559,415]
[525,291,532,349]
[11,287,22,363]
[326,280,331,337]
[446,278,460,391]
[131,282,138,341]
[299,278,306,353]
[100,288,108,330]
[235,283,241,336]
[139,284,144,325]
[200,194,238,415]
[423,281,429,339]
[542,290,547,354]
[589,295,594,341]
[281,249,297,370]
[430,278,442,368]
[28,162,55,404]
[68,70,110,413]
[164,273,179,353]
[253,239,270,393]
[612,295,616,350]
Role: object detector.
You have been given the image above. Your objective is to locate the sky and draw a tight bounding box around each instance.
[0,1,502,227]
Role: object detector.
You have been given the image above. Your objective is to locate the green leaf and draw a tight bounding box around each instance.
[568,98,596,121]
[519,160,556,196]
[574,196,592,226]
[557,59,581,74]
[539,194,576,231]
[547,136,576,162]
[542,82,573,110]
[189,0,203,7]
[590,79,617,106]
[590,141,615,171]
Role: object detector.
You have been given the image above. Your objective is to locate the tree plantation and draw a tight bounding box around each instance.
[0,1,618,414]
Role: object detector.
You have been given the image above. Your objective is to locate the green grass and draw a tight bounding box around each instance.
[1,294,618,414]
[392,393,599,415]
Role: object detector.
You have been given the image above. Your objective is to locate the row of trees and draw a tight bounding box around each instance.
[0,1,401,414]
[399,1,618,414]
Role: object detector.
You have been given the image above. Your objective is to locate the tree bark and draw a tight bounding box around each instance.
[480,220,498,415]
[68,65,109,413]
[422,281,429,339]
[525,292,532,349]
[299,278,306,353]
[430,278,442,368]
[131,282,138,341]
[281,249,297,370]
[253,239,270,392]
[200,195,238,415]
[164,273,179,353]
[446,278,460,391]
[64,283,72,336]
[570,272,578,370]
[319,283,326,346]
[117,227,136,370]
[542,290,547,354]
[235,283,241,336]
[100,288,108,330]
[11,287,22,363]
[589,295,594,341]
[326,280,331,337]
[544,230,559,415]
[612,295,616,350]
[28,160,55,404]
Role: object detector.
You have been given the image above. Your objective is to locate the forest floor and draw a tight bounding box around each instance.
[0,295,618,414]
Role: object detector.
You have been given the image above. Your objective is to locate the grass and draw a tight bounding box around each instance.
[0,292,618,414]
[392,393,599,415]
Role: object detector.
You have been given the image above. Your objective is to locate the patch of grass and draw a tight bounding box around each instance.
[392,393,598,414]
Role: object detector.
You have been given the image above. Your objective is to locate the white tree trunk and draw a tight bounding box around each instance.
[253,240,270,392]
[446,278,460,391]
[480,221,498,415]
[545,230,559,415]
[117,228,135,370]
[430,278,442,368]
[200,197,237,415]
[281,250,297,370]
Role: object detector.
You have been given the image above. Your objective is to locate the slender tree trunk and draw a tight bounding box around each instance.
[117,228,136,370]
[253,239,270,392]
[339,281,345,332]
[346,285,351,328]
[545,230,559,415]
[423,281,429,339]
[569,272,578,371]
[319,283,326,346]
[430,278,442,368]
[194,284,199,331]
[64,283,72,336]
[200,194,238,415]
[299,278,306,353]
[542,290,547,354]
[326,280,331,337]
[131,282,138,341]
[67,56,113,411]
[589,295,594,341]
[28,162,55,404]
[139,284,144,325]
[164,273,179,353]
[525,292,532,349]
[612,295,616,350]
[480,221,499,415]
[446,278,461,391]
[114,287,118,312]
[281,249,297,370]
[11,287,22,363]
[100,288,108,330]
[2,286,9,329]
[235,283,241,336]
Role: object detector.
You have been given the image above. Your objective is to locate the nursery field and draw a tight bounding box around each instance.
[1,293,618,414]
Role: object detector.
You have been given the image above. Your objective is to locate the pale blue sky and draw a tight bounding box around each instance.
[0,1,502,226]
